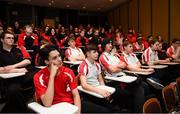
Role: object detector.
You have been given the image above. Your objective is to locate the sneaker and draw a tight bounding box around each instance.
[146,78,164,90]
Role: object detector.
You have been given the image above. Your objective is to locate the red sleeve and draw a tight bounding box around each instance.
[59,37,67,48]
[34,72,47,100]
[99,54,110,70]
[18,34,25,46]
[78,61,87,76]
[65,48,70,58]
[61,37,67,44]
[55,38,61,48]
[120,55,128,65]
[35,53,39,66]
[41,33,50,42]
[75,37,82,47]
[166,47,173,58]
[59,40,64,48]
[133,42,138,51]
[131,36,136,43]
[32,34,39,46]
[143,49,150,63]
[86,38,89,45]
[143,41,149,49]
[18,46,31,60]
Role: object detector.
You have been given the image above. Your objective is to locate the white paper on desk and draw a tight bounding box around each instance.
[105,75,137,83]
[78,85,115,98]
[0,72,25,79]
[160,62,179,65]
[28,102,78,114]
[123,70,153,75]
[63,61,83,65]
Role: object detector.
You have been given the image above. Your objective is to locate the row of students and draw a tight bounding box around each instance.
[34,45,111,113]
[34,37,180,113]
[1,22,173,54]
[142,38,180,88]
[63,36,180,88]
[33,44,135,113]
[0,31,112,113]
[0,31,179,113]
[3,23,174,67]
[33,42,148,113]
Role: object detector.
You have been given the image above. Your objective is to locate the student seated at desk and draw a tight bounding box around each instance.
[166,38,180,60]
[78,44,126,113]
[99,38,145,112]
[33,45,81,114]
[142,39,174,89]
[120,40,154,73]
[75,30,88,47]
[166,39,180,81]
[65,37,85,62]
[18,24,39,65]
[120,40,156,96]
[0,31,34,112]
[157,42,168,60]
[142,38,171,66]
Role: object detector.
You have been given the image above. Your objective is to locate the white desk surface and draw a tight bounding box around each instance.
[141,65,168,69]
[105,75,137,83]
[123,70,153,75]
[28,102,78,114]
[35,66,46,69]
[63,61,83,65]
[0,72,25,79]
[78,85,115,98]
[159,62,179,65]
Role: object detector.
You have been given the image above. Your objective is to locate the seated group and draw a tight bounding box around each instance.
[0,31,180,113]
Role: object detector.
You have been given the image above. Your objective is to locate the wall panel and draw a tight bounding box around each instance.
[114,8,120,26]
[152,0,169,42]
[108,11,114,26]
[129,0,138,32]
[171,0,180,40]
[120,4,128,33]
[139,0,151,37]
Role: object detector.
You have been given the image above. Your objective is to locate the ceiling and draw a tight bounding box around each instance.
[3,0,128,11]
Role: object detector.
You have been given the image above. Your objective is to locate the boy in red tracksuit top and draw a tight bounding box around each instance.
[33,44,81,114]
[18,25,39,50]
[75,30,88,47]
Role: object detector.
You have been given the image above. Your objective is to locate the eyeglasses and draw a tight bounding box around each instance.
[4,37,14,40]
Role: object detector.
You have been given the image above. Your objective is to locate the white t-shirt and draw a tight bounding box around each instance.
[78,59,101,86]
[99,52,126,77]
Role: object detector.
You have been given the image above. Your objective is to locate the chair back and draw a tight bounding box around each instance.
[143,98,162,114]
[162,85,178,112]
[176,77,180,96]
